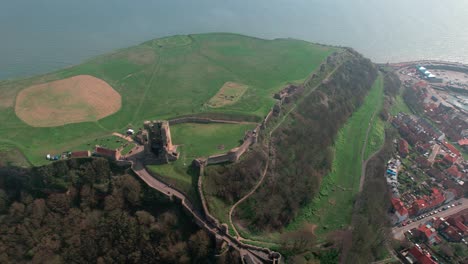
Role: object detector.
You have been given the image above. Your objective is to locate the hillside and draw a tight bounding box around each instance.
[0,33,336,166]
[202,48,380,258]
[0,159,242,263]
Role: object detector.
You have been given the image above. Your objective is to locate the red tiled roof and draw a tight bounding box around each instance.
[408,246,437,264]
[442,141,461,156]
[418,225,434,239]
[414,81,428,89]
[443,154,457,164]
[399,139,409,155]
[95,147,117,158]
[445,165,461,178]
[443,226,462,241]
[458,139,468,146]
[71,150,90,158]
[412,189,445,214]
[391,198,408,216]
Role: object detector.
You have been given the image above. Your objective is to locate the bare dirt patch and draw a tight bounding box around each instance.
[206,82,248,108]
[15,75,121,127]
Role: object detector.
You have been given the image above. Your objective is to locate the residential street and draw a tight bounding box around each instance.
[392,198,468,239]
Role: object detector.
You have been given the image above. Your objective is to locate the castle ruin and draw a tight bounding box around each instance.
[141,120,179,164]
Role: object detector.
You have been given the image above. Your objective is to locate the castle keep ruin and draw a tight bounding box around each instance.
[141,120,179,164]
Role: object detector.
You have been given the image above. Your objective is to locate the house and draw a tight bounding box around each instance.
[414,224,440,245]
[71,150,91,158]
[410,188,445,216]
[447,216,468,236]
[399,139,410,157]
[391,198,409,223]
[443,153,457,165]
[415,156,431,169]
[427,168,445,182]
[440,226,463,242]
[95,147,121,161]
[441,141,461,157]
[458,138,468,146]
[445,165,462,179]
[402,245,438,264]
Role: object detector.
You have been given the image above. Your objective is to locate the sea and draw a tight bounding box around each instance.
[1,0,468,80]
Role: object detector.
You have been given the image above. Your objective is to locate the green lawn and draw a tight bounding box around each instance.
[390,92,412,115]
[287,74,385,237]
[364,75,385,160]
[148,159,202,209]
[0,33,336,166]
[149,122,255,209]
[170,123,256,159]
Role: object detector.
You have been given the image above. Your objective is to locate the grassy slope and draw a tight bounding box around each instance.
[0,33,335,166]
[390,92,412,116]
[287,74,385,237]
[364,76,385,160]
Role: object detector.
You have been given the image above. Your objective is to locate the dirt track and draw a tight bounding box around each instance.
[15,75,121,127]
[125,147,279,263]
[228,61,344,241]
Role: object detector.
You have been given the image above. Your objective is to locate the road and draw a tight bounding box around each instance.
[392,198,468,240]
[427,144,440,164]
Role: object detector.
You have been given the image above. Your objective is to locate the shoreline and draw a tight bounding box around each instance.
[379,60,468,69]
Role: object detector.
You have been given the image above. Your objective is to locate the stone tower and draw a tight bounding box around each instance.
[143,120,178,164]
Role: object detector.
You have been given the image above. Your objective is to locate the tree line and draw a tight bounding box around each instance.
[0,158,240,263]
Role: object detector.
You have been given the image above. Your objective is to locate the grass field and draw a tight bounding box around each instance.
[0,33,336,166]
[287,74,385,237]
[149,122,255,207]
[390,89,412,116]
[0,143,30,168]
[67,135,129,153]
[171,123,255,160]
[364,75,385,160]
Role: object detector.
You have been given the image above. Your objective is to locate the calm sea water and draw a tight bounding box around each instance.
[1,0,468,80]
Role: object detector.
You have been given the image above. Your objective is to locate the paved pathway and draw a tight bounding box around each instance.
[125,148,279,263]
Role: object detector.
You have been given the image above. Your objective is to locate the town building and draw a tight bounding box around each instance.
[409,188,445,216]
[95,147,121,161]
[391,198,409,223]
[400,245,438,264]
[399,139,410,157]
[70,150,91,158]
[414,224,441,245]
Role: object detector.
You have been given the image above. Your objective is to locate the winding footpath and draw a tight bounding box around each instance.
[125,147,279,263]
[358,110,379,192]
[228,62,344,241]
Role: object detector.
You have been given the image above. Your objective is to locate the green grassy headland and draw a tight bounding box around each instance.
[0,33,336,166]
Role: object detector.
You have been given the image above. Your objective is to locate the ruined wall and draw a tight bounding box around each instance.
[197,167,221,227]
[169,117,246,125]
[143,120,179,164]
